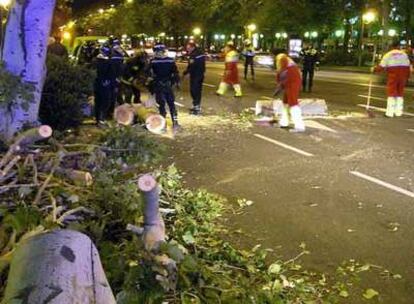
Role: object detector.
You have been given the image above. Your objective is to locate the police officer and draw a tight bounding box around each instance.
[183,41,206,115]
[109,37,126,113]
[94,45,115,125]
[119,51,147,104]
[300,44,319,93]
[148,44,181,129]
[242,40,255,80]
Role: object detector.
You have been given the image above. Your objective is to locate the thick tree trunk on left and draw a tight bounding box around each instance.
[0,0,56,140]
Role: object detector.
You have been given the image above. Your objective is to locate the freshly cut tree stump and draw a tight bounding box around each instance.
[3,229,116,304]
[138,174,166,252]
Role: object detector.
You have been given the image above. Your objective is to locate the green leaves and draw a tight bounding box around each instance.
[363,288,379,300]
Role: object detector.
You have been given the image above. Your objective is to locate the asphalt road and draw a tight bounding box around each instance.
[164,62,414,303]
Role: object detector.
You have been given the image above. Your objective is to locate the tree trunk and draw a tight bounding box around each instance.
[0,0,56,140]
[2,229,116,304]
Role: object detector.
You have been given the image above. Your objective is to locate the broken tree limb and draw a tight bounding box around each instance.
[138,174,166,252]
[55,168,93,187]
[0,125,53,170]
[3,229,116,304]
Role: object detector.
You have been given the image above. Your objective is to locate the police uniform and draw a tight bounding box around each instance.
[110,42,126,112]
[375,48,411,117]
[184,47,206,114]
[148,45,180,127]
[242,45,255,80]
[94,47,115,124]
[300,47,319,92]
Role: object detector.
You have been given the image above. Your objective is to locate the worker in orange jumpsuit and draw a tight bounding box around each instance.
[275,53,305,132]
[374,41,411,117]
[216,41,242,97]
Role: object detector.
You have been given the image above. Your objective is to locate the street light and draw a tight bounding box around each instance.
[214,34,219,40]
[358,10,377,66]
[311,31,318,38]
[247,24,256,32]
[193,27,201,36]
[0,0,10,7]
[388,29,397,37]
[98,8,104,14]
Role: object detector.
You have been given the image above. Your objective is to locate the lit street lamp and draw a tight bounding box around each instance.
[193,27,201,36]
[246,23,256,39]
[358,9,377,66]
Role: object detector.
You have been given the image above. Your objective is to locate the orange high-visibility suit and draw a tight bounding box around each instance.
[375,49,411,117]
[275,54,305,132]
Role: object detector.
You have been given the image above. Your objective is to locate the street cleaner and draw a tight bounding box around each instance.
[216,41,242,97]
[374,41,411,118]
[147,44,181,130]
[274,52,306,133]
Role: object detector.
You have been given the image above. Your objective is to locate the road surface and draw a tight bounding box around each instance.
[163,63,414,303]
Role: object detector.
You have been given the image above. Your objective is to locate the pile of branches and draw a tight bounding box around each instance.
[0,125,386,303]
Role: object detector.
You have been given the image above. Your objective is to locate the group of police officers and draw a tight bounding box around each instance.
[89,36,409,133]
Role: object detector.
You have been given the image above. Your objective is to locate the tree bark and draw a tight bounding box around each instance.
[0,0,56,140]
[2,229,116,304]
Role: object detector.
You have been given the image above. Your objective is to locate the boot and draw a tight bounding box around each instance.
[278,104,289,128]
[172,117,181,131]
[216,82,227,96]
[289,105,306,133]
[189,105,201,116]
[395,97,404,117]
[386,97,396,118]
[234,84,243,97]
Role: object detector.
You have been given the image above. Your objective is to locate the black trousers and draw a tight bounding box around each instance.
[118,83,141,104]
[244,57,255,78]
[154,82,177,120]
[94,80,114,122]
[302,68,315,91]
[190,76,204,107]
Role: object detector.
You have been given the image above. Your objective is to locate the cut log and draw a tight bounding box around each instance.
[138,174,165,252]
[135,105,166,134]
[0,126,53,170]
[114,104,135,126]
[3,229,116,304]
[55,168,93,187]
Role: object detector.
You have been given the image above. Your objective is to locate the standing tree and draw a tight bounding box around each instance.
[0,0,56,140]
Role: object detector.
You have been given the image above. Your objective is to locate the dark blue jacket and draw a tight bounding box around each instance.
[184,48,206,78]
[149,56,180,85]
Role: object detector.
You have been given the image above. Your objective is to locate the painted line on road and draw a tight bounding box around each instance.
[253,134,314,157]
[203,83,216,88]
[357,104,414,117]
[358,94,386,101]
[350,171,414,199]
[174,102,185,108]
[260,96,274,100]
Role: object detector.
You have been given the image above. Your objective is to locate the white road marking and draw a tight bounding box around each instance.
[203,83,216,88]
[261,96,274,100]
[305,120,338,133]
[357,104,414,117]
[350,171,414,199]
[358,94,386,101]
[174,102,185,108]
[253,134,314,157]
